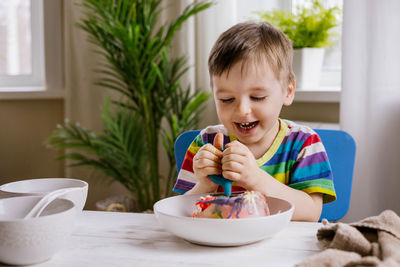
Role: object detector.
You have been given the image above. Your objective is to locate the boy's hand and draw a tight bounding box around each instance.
[221,140,265,190]
[192,133,224,192]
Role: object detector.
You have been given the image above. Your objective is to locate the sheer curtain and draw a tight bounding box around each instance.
[63,0,130,209]
[164,0,237,129]
[62,0,233,208]
[340,0,400,222]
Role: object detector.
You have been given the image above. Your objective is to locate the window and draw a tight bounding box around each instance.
[0,0,63,98]
[0,0,44,89]
[0,0,31,76]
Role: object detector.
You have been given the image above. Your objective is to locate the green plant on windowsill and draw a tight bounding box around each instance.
[47,0,213,211]
[254,0,341,89]
[254,0,341,48]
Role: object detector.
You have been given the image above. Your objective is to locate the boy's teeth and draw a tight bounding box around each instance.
[238,122,256,130]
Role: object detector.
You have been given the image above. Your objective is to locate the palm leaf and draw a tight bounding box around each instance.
[48,0,213,210]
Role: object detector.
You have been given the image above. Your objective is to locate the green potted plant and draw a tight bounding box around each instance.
[254,0,341,89]
[47,0,212,211]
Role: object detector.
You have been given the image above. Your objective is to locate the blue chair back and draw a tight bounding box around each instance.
[174,129,356,221]
[175,130,200,173]
[314,129,356,221]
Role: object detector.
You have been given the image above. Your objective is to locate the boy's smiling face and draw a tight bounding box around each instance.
[212,60,295,153]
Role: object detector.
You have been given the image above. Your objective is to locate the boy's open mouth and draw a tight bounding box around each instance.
[235,121,259,130]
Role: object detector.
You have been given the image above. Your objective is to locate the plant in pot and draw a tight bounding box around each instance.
[47,0,212,212]
[254,0,341,89]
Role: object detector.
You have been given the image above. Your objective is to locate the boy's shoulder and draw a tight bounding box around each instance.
[280,119,325,154]
[198,124,230,145]
[200,124,228,135]
[282,119,317,136]
[281,119,324,146]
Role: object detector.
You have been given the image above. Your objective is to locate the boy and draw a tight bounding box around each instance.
[173,22,336,222]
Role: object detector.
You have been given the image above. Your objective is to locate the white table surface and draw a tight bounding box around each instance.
[6,211,324,267]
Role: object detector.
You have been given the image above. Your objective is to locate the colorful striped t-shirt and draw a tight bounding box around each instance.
[173,119,336,203]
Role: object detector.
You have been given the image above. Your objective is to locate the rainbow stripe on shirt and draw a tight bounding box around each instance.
[173,119,336,203]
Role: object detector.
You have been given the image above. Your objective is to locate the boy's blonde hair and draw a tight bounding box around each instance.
[208,22,295,87]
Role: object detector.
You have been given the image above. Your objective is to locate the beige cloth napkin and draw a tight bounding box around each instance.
[296,210,400,267]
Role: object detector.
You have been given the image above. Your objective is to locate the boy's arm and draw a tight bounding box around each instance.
[251,170,323,221]
[222,140,324,222]
[185,180,217,195]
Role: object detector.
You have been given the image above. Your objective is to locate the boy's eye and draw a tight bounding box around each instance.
[250,96,266,102]
[220,98,234,103]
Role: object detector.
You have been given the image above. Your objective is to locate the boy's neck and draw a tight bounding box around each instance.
[247,119,281,160]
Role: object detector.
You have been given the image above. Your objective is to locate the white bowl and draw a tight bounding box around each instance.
[153,193,294,246]
[0,196,77,265]
[0,178,88,210]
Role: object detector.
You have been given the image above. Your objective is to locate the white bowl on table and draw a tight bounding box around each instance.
[0,178,88,211]
[153,193,294,246]
[0,196,77,265]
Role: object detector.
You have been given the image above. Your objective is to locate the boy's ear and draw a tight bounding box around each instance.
[283,80,296,106]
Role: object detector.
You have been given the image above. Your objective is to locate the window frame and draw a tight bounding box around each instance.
[0,0,64,99]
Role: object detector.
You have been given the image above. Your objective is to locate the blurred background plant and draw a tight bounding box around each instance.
[254,0,341,48]
[47,0,212,211]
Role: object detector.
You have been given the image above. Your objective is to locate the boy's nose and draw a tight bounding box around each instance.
[237,99,251,115]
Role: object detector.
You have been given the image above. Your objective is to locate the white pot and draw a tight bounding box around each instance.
[292,48,325,89]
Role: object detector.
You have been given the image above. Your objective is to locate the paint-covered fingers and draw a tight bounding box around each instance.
[213,132,224,151]
[221,156,244,181]
[221,140,262,189]
[198,166,222,175]
[194,144,222,164]
[193,144,223,179]
[222,160,243,174]
[221,153,244,166]
[224,141,249,157]
[194,157,222,172]
[221,169,242,183]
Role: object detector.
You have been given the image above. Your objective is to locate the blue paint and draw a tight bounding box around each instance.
[209,174,232,196]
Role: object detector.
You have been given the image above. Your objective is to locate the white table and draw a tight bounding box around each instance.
[10,211,323,267]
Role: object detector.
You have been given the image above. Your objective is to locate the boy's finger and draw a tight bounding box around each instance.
[203,144,222,157]
[204,167,222,175]
[221,170,241,182]
[224,140,242,148]
[223,145,247,157]
[195,151,221,164]
[221,153,244,164]
[213,132,224,151]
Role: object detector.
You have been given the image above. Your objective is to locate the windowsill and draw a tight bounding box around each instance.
[0,87,340,102]
[294,120,340,130]
[294,87,341,103]
[0,87,65,100]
